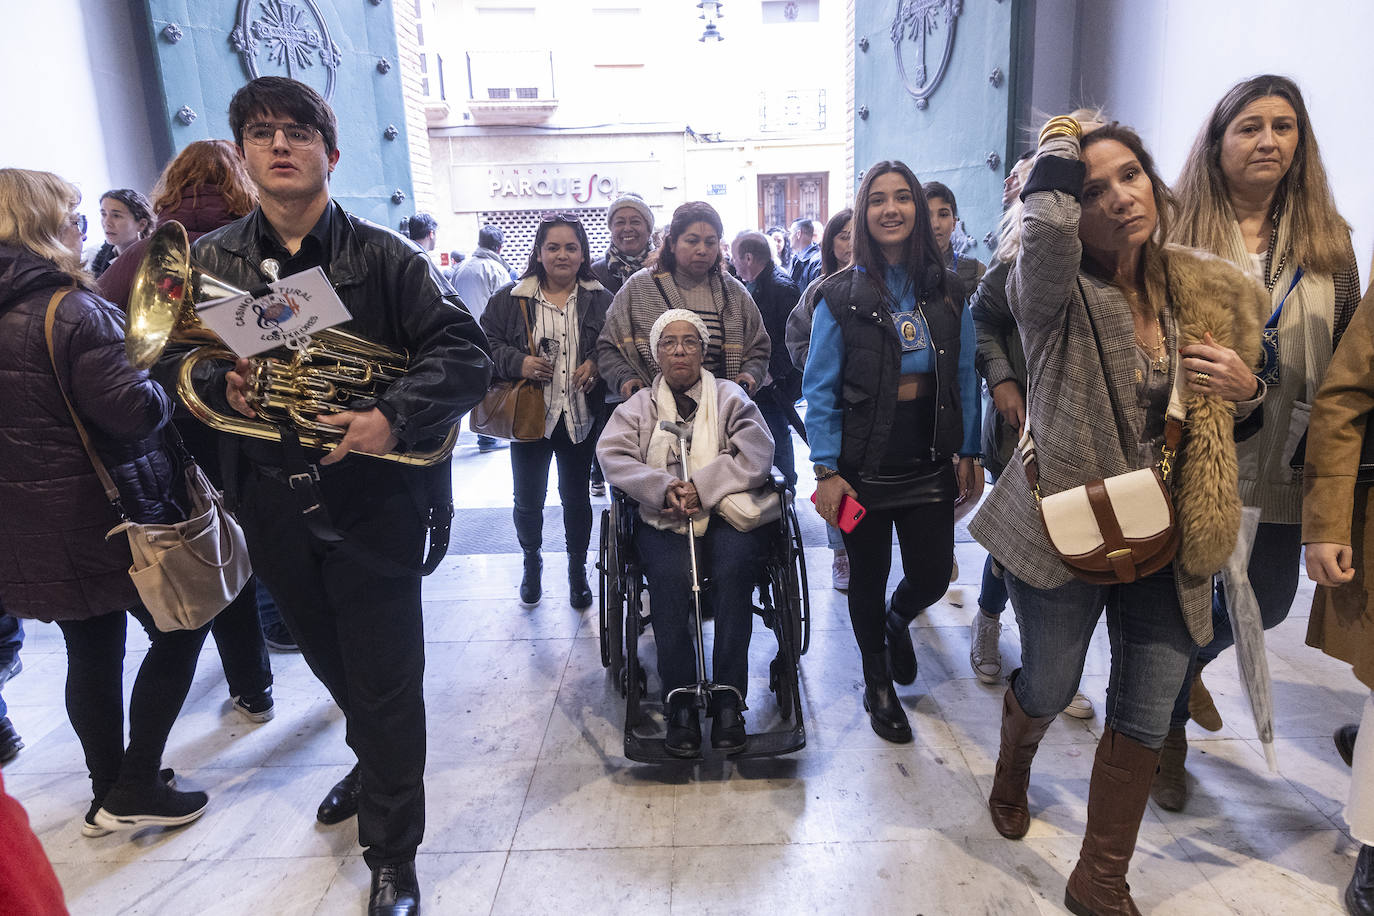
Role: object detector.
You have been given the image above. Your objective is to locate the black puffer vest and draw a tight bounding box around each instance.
[819,264,965,477]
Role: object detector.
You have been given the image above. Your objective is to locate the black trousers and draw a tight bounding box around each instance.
[56,606,209,802]
[209,574,271,698]
[840,498,955,654]
[177,421,272,698]
[510,420,595,556]
[238,461,427,867]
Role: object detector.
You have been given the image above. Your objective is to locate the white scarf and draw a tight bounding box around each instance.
[644,369,719,535]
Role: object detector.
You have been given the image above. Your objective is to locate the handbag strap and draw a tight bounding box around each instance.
[1022,286,1186,500]
[43,288,129,520]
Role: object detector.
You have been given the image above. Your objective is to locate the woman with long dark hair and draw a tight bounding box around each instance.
[481,215,611,608]
[0,169,211,836]
[968,117,1264,914]
[804,163,982,743]
[1158,74,1362,811]
[598,201,770,403]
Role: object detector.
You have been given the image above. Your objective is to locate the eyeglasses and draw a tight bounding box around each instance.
[243,121,322,149]
[539,212,582,224]
[68,213,87,234]
[656,336,703,354]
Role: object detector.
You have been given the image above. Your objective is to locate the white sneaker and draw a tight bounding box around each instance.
[831,550,850,591]
[969,611,1002,684]
[1063,690,1095,719]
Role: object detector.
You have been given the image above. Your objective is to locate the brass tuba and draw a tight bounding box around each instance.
[125,221,457,467]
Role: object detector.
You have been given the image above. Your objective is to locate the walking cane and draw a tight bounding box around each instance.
[659,419,745,714]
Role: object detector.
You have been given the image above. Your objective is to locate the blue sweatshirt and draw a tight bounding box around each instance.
[802,264,981,469]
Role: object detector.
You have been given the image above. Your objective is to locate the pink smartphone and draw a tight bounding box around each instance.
[811,491,867,532]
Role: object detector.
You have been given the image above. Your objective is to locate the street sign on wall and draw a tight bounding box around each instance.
[140,0,415,224]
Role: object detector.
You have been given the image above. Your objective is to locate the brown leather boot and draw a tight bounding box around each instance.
[987,681,1057,839]
[1150,727,1188,812]
[1187,663,1223,732]
[1064,728,1162,916]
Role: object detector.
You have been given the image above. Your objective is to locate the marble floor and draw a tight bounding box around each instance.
[1,435,1366,914]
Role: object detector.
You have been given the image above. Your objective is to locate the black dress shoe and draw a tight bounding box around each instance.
[317,765,361,825]
[1348,844,1374,916]
[1336,723,1359,768]
[665,697,702,758]
[861,650,912,743]
[710,696,747,754]
[884,601,918,686]
[568,558,593,609]
[520,550,542,606]
[369,860,420,916]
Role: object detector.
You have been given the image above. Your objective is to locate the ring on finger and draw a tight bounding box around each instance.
[1194,371,1211,385]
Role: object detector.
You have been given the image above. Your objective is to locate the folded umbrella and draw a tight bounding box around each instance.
[1219,505,1279,773]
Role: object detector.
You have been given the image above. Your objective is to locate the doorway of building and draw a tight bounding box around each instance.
[757,172,828,231]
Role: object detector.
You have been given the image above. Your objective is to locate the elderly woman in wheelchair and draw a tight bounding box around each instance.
[596,309,776,757]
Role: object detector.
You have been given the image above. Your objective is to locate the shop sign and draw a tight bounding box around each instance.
[450,162,662,211]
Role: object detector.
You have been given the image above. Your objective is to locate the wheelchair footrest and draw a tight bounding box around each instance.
[624,724,805,763]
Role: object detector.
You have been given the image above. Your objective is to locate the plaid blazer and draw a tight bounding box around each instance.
[968,138,1262,643]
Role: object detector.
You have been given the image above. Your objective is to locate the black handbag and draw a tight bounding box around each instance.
[854,462,957,512]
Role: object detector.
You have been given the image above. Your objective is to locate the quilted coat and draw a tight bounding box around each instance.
[0,245,177,621]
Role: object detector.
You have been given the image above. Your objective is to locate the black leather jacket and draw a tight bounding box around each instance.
[191,202,492,455]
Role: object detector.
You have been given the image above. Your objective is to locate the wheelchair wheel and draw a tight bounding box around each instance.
[768,560,803,721]
[785,503,812,656]
[598,510,625,681]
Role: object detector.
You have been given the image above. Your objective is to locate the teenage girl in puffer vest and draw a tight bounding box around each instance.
[804,160,983,744]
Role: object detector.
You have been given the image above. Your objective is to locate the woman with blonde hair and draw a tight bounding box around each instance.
[98,139,278,722]
[0,168,211,836]
[1158,74,1362,811]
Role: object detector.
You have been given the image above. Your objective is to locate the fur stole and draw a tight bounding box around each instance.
[1164,244,1266,578]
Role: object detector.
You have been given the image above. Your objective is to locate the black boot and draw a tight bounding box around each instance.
[568,556,592,609]
[709,693,747,754]
[1349,845,1374,916]
[665,695,702,758]
[1336,723,1359,768]
[368,859,420,916]
[520,549,542,605]
[861,650,912,743]
[885,599,918,686]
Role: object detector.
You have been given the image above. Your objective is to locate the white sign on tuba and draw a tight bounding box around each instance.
[196,267,352,358]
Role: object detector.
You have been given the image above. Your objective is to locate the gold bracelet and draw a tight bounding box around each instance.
[1038,115,1083,146]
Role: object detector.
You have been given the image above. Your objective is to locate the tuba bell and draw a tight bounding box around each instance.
[125,221,457,467]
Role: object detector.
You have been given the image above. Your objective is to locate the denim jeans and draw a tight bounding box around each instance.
[510,420,596,556]
[755,399,797,489]
[1169,522,1302,728]
[635,522,765,701]
[978,554,1010,617]
[1005,567,1196,748]
[0,611,20,718]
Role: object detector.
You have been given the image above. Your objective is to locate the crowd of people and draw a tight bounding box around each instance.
[0,71,1372,916]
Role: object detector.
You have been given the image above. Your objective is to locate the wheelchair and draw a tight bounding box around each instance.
[596,472,810,762]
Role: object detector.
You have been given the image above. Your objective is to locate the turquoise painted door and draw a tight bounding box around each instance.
[140,0,414,224]
[854,0,1018,265]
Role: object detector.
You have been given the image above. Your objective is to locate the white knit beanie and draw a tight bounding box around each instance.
[649,309,710,365]
[607,193,654,231]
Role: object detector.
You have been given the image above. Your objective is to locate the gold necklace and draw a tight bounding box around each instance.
[1134,312,1168,374]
